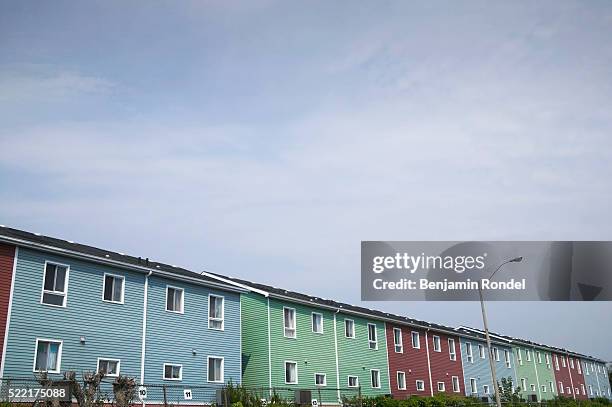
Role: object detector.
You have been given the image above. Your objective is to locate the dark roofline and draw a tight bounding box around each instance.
[0,225,247,294]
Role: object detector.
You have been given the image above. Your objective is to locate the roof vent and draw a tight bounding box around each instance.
[68,240,74,243]
[0,225,5,227]
[34,232,41,236]
[156,265,160,268]
[105,254,110,258]
[119,252,125,256]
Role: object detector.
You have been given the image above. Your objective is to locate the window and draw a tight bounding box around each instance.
[284,307,296,338]
[561,357,566,368]
[478,344,486,359]
[311,313,323,334]
[348,376,359,388]
[541,384,547,393]
[554,355,560,370]
[493,347,500,361]
[581,384,585,395]
[397,371,406,390]
[466,342,473,363]
[545,354,551,368]
[393,328,403,353]
[102,273,124,304]
[433,336,441,352]
[518,349,523,365]
[483,385,490,395]
[411,332,420,348]
[452,376,460,393]
[163,364,182,380]
[315,373,326,386]
[207,357,224,383]
[367,324,377,349]
[530,384,536,392]
[567,387,571,394]
[589,385,593,396]
[559,382,564,394]
[97,358,120,377]
[570,358,574,369]
[470,378,477,394]
[166,286,184,313]
[504,349,511,368]
[521,378,527,391]
[577,360,581,374]
[575,388,579,395]
[33,339,62,373]
[345,319,355,338]
[370,370,380,388]
[41,262,69,307]
[416,380,425,392]
[285,361,297,384]
[208,295,224,330]
[448,339,456,360]
[549,382,555,393]
[537,352,542,364]
[526,349,532,361]
[438,382,446,392]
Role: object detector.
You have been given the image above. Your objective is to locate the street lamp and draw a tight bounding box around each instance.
[480,256,523,407]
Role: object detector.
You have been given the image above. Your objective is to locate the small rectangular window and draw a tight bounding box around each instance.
[367,324,377,350]
[452,376,460,393]
[541,385,547,393]
[345,319,355,338]
[589,385,593,395]
[478,344,486,359]
[163,364,182,380]
[411,332,420,349]
[537,352,542,364]
[577,360,581,374]
[521,378,527,391]
[208,295,224,330]
[433,335,441,352]
[466,342,473,363]
[518,349,523,365]
[284,308,296,338]
[312,313,323,334]
[416,380,425,392]
[397,371,406,390]
[166,286,184,313]
[549,381,555,393]
[41,263,69,307]
[581,384,585,395]
[526,349,532,361]
[504,349,511,368]
[103,274,124,304]
[448,339,456,360]
[393,328,403,353]
[438,382,445,392]
[285,361,297,384]
[34,339,62,373]
[370,370,380,388]
[545,354,551,368]
[97,358,120,377]
[483,385,490,395]
[470,378,477,394]
[315,373,326,386]
[561,356,566,367]
[559,382,564,394]
[530,384,536,392]
[493,347,500,361]
[570,358,574,369]
[207,357,224,383]
[554,355,560,370]
[348,376,359,388]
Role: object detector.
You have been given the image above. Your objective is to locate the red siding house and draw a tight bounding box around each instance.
[386,325,432,397]
[0,243,16,371]
[552,352,588,399]
[427,331,465,396]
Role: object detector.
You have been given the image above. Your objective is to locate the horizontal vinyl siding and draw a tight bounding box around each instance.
[459,338,491,398]
[144,275,241,395]
[0,243,15,370]
[428,333,465,396]
[386,326,430,398]
[3,248,145,390]
[240,293,270,388]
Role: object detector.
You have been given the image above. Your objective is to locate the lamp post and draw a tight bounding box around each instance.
[480,256,523,407]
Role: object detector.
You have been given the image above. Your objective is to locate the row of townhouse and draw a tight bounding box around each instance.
[0,226,610,404]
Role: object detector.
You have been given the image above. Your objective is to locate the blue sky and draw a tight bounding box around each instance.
[1,1,611,359]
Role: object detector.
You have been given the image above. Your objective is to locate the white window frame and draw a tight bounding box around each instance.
[97,357,121,377]
[559,382,564,394]
[284,361,298,384]
[32,338,63,373]
[589,385,593,396]
[518,349,523,365]
[526,349,532,362]
[311,312,323,334]
[393,328,403,353]
[345,319,355,339]
[433,335,441,352]
[208,294,225,331]
[561,356,566,367]
[541,384,547,393]
[348,375,359,388]
[478,344,486,359]
[555,355,560,370]
[521,378,527,391]
[483,385,490,395]
[438,382,446,392]
[452,376,460,393]
[537,352,542,364]
[448,338,456,361]
[577,360,581,374]
[470,378,477,394]
[466,342,473,363]
[367,323,378,350]
[549,381,555,393]
[545,354,551,368]
[397,371,406,390]
[530,384,536,392]
[493,347,500,361]
[581,384,585,395]
[416,380,425,392]
[411,331,420,349]
[165,285,184,314]
[504,349,511,368]
[370,369,381,389]
[207,356,224,383]
[163,363,183,381]
[315,373,327,386]
[102,273,125,304]
[40,261,70,308]
[283,307,297,339]
[570,358,574,369]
